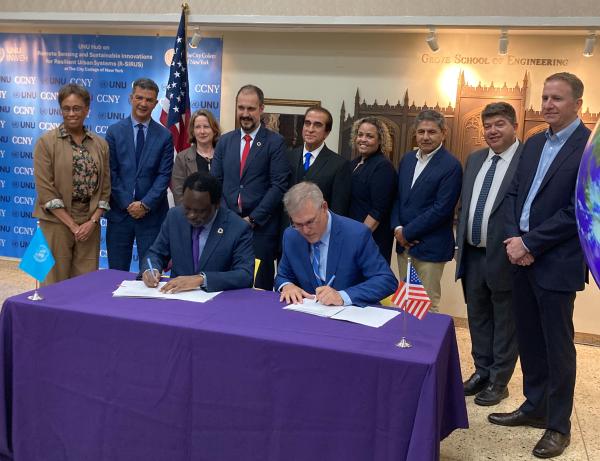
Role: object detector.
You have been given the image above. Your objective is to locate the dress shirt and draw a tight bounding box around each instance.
[302,142,325,168]
[519,118,581,232]
[411,143,443,187]
[467,140,519,247]
[192,210,218,288]
[131,116,149,150]
[280,211,352,305]
[239,125,261,160]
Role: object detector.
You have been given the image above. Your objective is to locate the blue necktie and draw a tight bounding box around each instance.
[311,241,323,285]
[304,152,311,171]
[471,155,501,246]
[135,123,145,165]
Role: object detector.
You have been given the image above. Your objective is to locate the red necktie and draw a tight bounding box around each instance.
[238,134,252,210]
[240,134,252,176]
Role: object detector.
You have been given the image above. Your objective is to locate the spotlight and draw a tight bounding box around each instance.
[583,32,596,57]
[498,29,509,56]
[426,27,439,53]
[189,28,202,49]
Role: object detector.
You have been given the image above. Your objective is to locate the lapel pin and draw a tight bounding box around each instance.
[217,228,224,234]
[256,141,262,147]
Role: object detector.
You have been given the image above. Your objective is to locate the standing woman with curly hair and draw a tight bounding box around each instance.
[349,117,397,262]
[33,83,110,285]
[171,109,221,205]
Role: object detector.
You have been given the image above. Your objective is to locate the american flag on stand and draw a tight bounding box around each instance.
[391,265,432,320]
[159,7,191,153]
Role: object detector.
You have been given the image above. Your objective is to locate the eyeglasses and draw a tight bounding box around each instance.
[290,204,325,230]
[61,106,85,114]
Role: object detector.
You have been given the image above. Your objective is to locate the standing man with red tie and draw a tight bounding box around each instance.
[211,85,290,290]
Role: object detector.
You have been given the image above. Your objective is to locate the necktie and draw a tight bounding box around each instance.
[192,226,204,273]
[240,134,252,176]
[311,241,323,285]
[304,152,312,171]
[135,123,145,165]
[471,155,501,246]
[238,134,252,211]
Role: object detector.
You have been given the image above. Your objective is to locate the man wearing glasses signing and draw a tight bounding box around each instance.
[275,182,397,307]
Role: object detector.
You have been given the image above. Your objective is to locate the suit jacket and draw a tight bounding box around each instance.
[33,127,110,224]
[275,212,398,307]
[455,143,523,291]
[391,146,462,262]
[505,122,590,292]
[287,145,352,215]
[105,116,174,227]
[140,206,254,292]
[211,125,289,236]
[171,145,211,206]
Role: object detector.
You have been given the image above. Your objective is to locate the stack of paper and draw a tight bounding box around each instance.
[284,298,400,328]
[113,280,221,303]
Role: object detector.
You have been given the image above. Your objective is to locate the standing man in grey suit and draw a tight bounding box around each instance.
[455,102,522,406]
[287,106,352,216]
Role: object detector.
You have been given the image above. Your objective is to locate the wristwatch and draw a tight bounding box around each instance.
[91,217,99,224]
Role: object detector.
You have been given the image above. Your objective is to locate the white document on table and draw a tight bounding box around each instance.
[113,280,221,303]
[330,305,400,328]
[283,298,346,317]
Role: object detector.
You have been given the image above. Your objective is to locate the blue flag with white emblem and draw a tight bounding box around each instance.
[18,227,55,282]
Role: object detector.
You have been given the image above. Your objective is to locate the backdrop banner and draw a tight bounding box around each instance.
[0,33,223,271]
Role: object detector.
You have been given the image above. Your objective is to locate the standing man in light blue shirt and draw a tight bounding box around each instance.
[489,73,591,460]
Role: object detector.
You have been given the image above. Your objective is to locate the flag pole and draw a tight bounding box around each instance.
[396,257,412,349]
[27,279,43,301]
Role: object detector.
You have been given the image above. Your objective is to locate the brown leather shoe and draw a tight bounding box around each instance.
[532,429,570,458]
[474,383,508,406]
[463,373,488,396]
[488,409,546,428]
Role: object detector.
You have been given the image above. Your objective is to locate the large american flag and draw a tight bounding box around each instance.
[391,265,432,320]
[159,7,191,153]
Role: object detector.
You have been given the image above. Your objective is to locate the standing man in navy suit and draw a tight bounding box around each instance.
[489,73,590,459]
[287,106,351,216]
[105,78,174,271]
[455,102,522,406]
[391,109,462,312]
[211,84,289,290]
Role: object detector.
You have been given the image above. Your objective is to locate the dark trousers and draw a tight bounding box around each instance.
[106,215,162,272]
[463,245,518,386]
[513,267,576,435]
[253,231,276,291]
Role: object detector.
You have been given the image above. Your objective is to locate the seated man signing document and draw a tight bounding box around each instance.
[140,172,254,292]
[276,182,397,306]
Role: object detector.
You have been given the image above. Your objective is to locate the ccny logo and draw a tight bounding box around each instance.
[0,48,5,64]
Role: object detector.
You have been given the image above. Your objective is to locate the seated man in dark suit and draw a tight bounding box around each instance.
[287,106,351,216]
[140,172,254,293]
[276,182,397,307]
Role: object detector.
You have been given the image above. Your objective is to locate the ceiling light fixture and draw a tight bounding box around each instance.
[583,31,596,57]
[426,27,439,53]
[498,29,509,56]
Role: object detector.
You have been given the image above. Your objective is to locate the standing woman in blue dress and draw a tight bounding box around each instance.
[349,117,398,263]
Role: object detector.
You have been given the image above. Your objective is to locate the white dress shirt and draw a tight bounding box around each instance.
[303,142,325,168]
[467,140,519,247]
[411,143,443,187]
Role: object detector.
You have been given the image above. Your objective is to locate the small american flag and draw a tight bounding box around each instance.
[159,6,191,153]
[391,265,432,320]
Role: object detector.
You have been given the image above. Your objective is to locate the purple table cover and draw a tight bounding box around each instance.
[0,270,467,461]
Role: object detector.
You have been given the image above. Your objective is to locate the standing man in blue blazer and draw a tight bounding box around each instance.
[391,109,462,312]
[489,73,590,459]
[105,78,174,271]
[211,84,290,290]
[140,172,254,292]
[276,182,397,307]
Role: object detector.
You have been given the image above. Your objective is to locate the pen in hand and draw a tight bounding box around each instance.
[146,257,159,287]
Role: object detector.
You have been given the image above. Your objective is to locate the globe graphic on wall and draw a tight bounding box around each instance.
[576,119,600,288]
